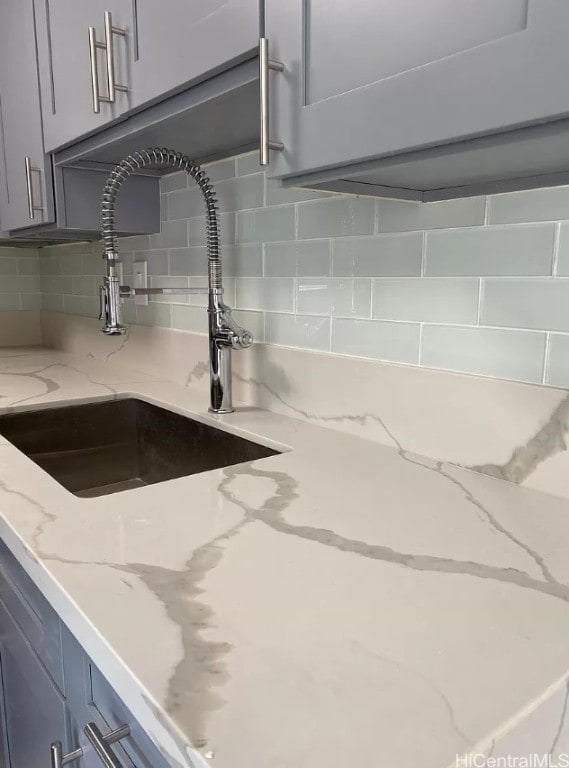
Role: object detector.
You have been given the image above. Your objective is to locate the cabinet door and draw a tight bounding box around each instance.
[34,0,133,152]
[0,0,54,231]
[61,628,170,768]
[131,0,258,109]
[267,0,569,179]
[0,599,71,768]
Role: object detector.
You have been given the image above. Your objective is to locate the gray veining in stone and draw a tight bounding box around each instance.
[550,682,569,757]
[220,463,569,606]
[0,348,569,768]
[472,392,569,485]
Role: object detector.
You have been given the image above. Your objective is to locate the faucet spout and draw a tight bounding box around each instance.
[98,148,252,413]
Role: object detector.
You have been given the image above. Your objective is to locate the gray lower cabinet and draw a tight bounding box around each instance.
[0,0,55,231]
[34,0,132,153]
[0,539,169,768]
[0,599,75,768]
[62,630,169,768]
[130,0,258,109]
[266,0,569,198]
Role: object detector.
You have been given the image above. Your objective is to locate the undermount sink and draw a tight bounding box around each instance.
[0,398,280,498]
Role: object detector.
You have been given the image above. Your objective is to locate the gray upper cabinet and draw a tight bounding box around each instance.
[34,1,133,152]
[0,0,54,231]
[266,0,569,198]
[130,0,259,109]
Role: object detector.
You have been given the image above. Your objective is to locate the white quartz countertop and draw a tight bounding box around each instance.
[1,348,569,768]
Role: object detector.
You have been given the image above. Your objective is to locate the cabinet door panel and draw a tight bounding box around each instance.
[0,539,64,690]
[268,0,569,178]
[131,0,258,109]
[0,0,54,230]
[35,0,132,152]
[61,627,170,768]
[0,599,68,768]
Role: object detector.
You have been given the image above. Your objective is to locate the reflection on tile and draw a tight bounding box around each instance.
[297,279,371,317]
[236,278,294,312]
[265,241,330,278]
[333,233,422,277]
[546,334,569,387]
[421,325,546,383]
[332,318,420,364]
[482,278,569,332]
[373,278,479,324]
[265,313,330,350]
[298,197,375,239]
[425,225,554,276]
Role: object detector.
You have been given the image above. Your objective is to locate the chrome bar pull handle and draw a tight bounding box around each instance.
[50,740,83,768]
[89,12,127,113]
[104,11,128,103]
[25,156,43,220]
[88,25,108,113]
[259,37,284,167]
[25,156,34,220]
[50,741,63,768]
[84,723,130,768]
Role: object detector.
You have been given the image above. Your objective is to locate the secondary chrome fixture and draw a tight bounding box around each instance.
[51,722,130,768]
[98,147,252,414]
[259,37,284,167]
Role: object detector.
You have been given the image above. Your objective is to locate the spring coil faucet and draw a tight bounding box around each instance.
[98,147,252,414]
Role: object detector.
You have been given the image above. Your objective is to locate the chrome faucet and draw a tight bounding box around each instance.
[98,148,252,414]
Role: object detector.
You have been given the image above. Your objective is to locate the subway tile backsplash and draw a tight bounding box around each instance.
[0,248,40,310]
[424,224,556,276]
[35,151,569,388]
[372,278,479,324]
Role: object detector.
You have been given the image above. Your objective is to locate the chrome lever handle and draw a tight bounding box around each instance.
[219,311,253,349]
[259,37,284,167]
[50,741,83,768]
[98,284,107,320]
[84,723,130,768]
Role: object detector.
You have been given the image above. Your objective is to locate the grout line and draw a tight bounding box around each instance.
[420,231,426,276]
[418,322,424,365]
[542,331,551,384]
[328,315,334,352]
[483,196,489,225]
[476,279,483,325]
[552,221,561,276]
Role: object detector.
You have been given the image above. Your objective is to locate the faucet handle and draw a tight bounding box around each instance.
[221,310,253,349]
[231,329,253,350]
[98,284,107,321]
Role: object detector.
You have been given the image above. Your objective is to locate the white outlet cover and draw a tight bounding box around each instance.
[134,261,148,306]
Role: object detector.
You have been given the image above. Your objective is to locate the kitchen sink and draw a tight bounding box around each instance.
[0,398,280,498]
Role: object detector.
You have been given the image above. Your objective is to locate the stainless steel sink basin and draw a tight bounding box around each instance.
[0,399,279,498]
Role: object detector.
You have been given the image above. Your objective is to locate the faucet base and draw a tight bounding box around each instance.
[208,407,234,415]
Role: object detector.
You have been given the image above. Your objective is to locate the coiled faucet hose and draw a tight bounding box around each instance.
[100,147,222,289]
